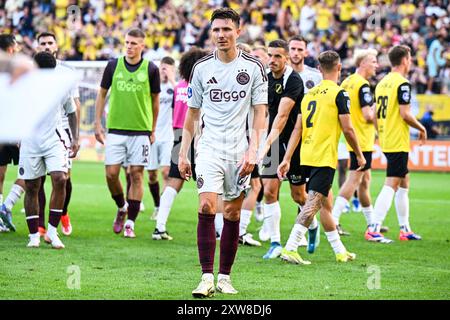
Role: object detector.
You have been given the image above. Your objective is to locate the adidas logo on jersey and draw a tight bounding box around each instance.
[206,77,218,84]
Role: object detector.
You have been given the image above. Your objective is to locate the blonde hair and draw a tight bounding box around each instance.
[354,48,378,67]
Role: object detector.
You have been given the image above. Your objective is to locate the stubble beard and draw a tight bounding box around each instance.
[291,57,303,67]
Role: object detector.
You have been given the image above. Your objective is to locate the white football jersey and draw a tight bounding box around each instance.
[188,50,268,161]
[298,65,322,93]
[154,81,174,142]
[56,61,80,130]
[20,94,76,156]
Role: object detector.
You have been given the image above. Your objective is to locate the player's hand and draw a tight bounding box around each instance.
[238,150,256,177]
[277,159,290,180]
[178,155,192,181]
[69,139,80,158]
[418,129,427,145]
[94,123,105,145]
[150,131,155,144]
[356,154,367,171]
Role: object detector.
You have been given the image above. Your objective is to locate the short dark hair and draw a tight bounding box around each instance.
[0,34,16,52]
[37,32,56,42]
[388,45,411,67]
[33,51,56,69]
[318,50,341,72]
[288,35,308,46]
[126,28,145,39]
[161,56,175,65]
[210,7,240,28]
[179,47,210,81]
[268,39,289,53]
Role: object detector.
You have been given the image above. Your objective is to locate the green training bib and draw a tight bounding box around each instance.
[107,57,153,131]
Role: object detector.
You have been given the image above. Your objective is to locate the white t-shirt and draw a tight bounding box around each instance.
[56,61,80,129]
[425,5,447,17]
[155,81,174,142]
[21,94,76,156]
[188,50,268,161]
[299,5,316,35]
[298,65,322,93]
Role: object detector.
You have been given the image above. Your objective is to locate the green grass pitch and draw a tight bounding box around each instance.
[0,161,449,300]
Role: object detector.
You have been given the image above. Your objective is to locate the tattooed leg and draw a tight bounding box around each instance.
[296,190,324,228]
[284,190,324,252]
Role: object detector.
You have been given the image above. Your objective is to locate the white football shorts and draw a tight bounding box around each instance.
[195,153,251,201]
[105,133,150,167]
[18,141,68,180]
[147,140,172,170]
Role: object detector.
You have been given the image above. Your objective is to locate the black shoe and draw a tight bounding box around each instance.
[380,226,389,233]
[152,228,173,240]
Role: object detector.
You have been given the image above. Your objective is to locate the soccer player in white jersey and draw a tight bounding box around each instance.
[35,32,80,237]
[288,36,322,93]
[152,48,210,241]
[0,34,25,232]
[179,8,267,297]
[21,51,79,248]
[147,56,176,221]
[250,45,270,222]
[213,42,262,247]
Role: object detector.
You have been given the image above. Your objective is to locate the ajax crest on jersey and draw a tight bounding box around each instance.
[197,176,204,189]
[137,71,147,82]
[236,72,250,85]
[306,80,315,89]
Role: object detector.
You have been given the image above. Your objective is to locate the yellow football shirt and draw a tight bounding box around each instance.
[316,6,332,31]
[301,80,351,169]
[339,1,353,22]
[375,72,412,152]
[341,73,375,152]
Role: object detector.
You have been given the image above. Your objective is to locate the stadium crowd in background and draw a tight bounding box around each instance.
[0,0,449,93]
